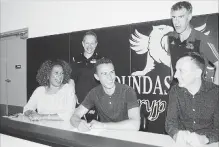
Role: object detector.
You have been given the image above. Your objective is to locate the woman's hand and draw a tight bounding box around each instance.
[24,110,36,117]
[27,112,43,121]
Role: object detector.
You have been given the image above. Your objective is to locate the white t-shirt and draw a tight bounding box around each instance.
[23,83,76,121]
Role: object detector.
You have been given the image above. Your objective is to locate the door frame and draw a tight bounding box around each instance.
[0,28,28,115]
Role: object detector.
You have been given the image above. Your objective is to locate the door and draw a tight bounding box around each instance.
[0,31,27,108]
[0,39,7,105]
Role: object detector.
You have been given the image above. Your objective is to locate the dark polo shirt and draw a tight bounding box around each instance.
[71,52,102,103]
[165,80,219,143]
[81,82,139,122]
[168,28,219,73]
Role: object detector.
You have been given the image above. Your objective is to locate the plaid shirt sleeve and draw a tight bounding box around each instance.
[165,86,180,138]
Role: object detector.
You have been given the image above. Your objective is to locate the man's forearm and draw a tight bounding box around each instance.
[165,118,180,138]
[165,124,179,138]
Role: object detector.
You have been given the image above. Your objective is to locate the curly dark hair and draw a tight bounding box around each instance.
[36,59,72,86]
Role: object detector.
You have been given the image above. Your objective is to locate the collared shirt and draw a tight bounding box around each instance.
[165,80,219,143]
[168,28,219,73]
[81,82,139,122]
[71,52,102,103]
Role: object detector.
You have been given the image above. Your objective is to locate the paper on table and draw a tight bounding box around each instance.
[3,114,104,136]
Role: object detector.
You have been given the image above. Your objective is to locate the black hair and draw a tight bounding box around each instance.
[94,57,114,73]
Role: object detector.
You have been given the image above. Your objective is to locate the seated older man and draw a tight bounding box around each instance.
[165,52,219,146]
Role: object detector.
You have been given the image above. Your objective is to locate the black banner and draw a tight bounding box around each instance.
[27,13,218,134]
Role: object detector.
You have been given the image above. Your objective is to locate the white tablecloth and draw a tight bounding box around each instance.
[2,114,219,147]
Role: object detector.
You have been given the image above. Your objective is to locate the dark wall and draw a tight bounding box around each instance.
[27,13,218,134]
[27,34,70,99]
[69,26,131,76]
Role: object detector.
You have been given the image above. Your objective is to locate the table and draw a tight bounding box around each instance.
[1,115,218,147]
[1,134,49,147]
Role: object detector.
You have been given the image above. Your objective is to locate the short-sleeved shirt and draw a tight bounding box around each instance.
[168,28,219,73]
[71,52,102,103]
[81,82,139,122]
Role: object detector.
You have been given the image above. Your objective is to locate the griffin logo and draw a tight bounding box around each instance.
[130,23,210,76]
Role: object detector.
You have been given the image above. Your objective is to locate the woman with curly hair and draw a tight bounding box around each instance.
[23,59,76,121]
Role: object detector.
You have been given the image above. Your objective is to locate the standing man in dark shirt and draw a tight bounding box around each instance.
[71,31,102,122]
[163,1,219,85]
[165,52,219,146]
